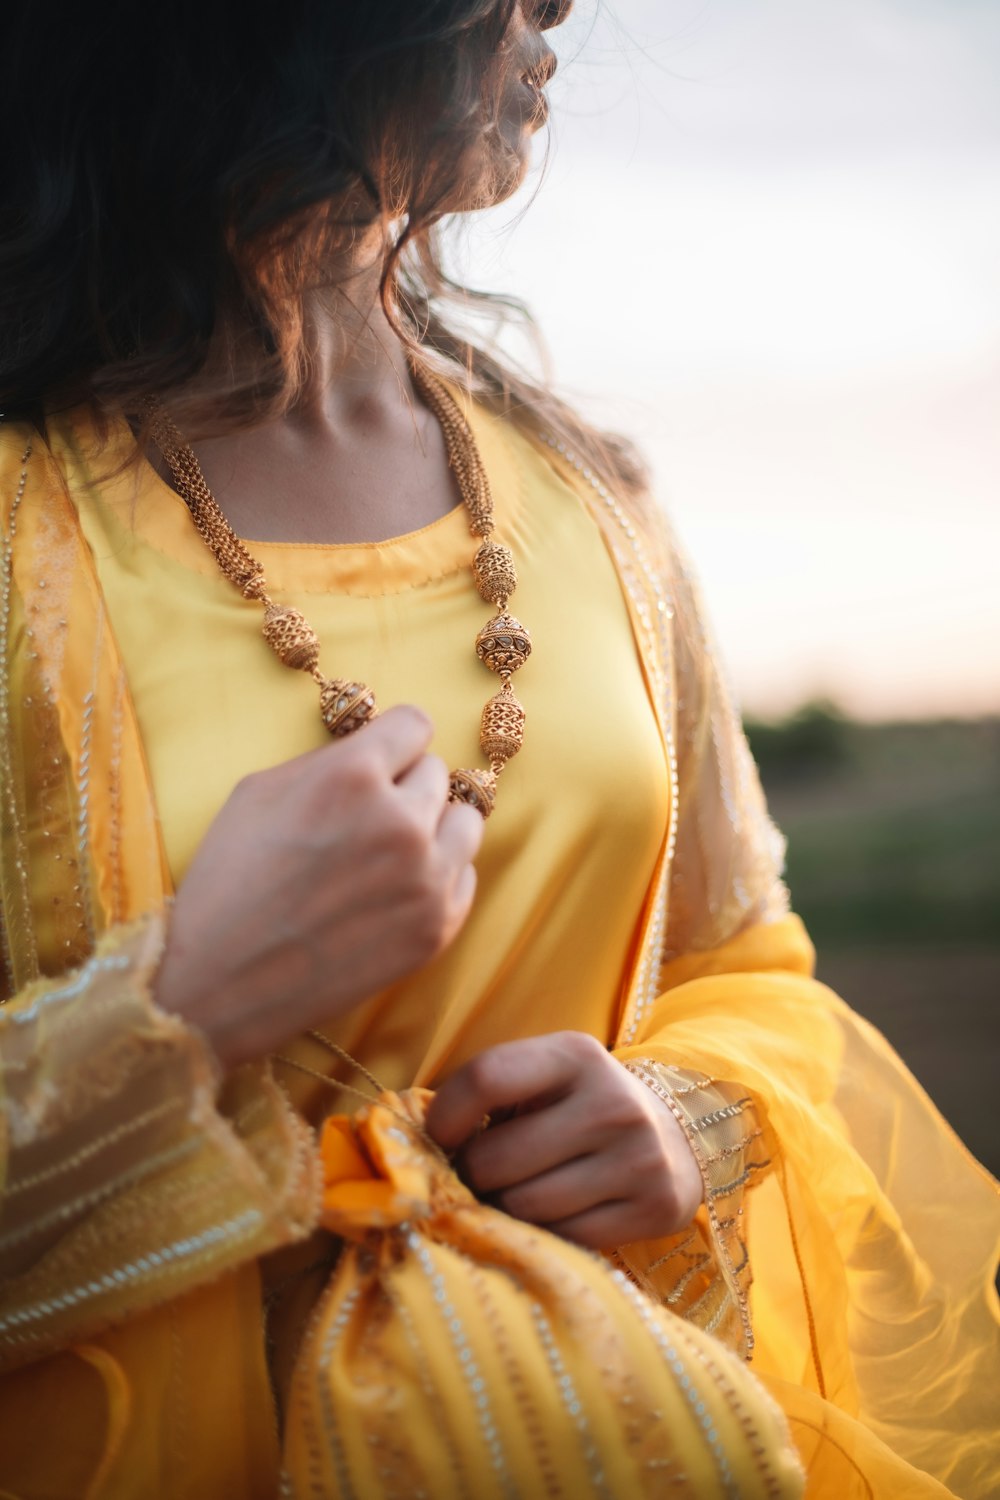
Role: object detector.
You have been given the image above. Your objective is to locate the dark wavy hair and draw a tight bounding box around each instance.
[1,0,645,492]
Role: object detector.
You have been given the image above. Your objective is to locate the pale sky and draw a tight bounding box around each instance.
[452,0,1000,719]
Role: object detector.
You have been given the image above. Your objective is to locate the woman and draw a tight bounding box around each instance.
[1,1,997,1495]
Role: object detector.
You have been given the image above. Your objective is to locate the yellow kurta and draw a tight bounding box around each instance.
[54,393,670,1095]
[0,392,997,1499]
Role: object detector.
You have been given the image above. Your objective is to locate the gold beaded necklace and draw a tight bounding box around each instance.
[147,361,528,818]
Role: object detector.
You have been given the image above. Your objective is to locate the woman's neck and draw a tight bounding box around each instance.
[290,266,417,437]
[159,258,462,546]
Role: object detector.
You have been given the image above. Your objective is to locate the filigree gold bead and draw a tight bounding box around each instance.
[480,686,525,765]
[319,678,378,736]
[262,605,321,672]
[448,767,497,819]
[475,613,531,676]
[473,541,518,605]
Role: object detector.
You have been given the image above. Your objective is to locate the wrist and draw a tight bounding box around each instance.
[151,899,251,1068]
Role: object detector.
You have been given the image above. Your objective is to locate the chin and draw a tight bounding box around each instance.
[487,149,532,207]
[461,131,535,212]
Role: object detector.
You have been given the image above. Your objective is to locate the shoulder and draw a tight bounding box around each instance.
[0,406,130,537]
[0,417,42,493]
[474,391,667,546]
[0,416,67,532]
[0,419,56,540]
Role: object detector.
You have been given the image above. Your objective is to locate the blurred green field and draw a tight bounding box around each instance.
[745,706,1000,1176]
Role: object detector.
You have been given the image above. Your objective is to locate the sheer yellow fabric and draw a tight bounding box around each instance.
[618,920,999,1499]
[0,402,996,1498]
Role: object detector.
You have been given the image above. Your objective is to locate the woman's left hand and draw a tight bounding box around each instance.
[425,1032,704,1249]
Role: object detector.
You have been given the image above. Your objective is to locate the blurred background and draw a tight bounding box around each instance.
[452,0,1000,1172]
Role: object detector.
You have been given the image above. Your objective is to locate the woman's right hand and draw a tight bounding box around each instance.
[154,706,482,1071]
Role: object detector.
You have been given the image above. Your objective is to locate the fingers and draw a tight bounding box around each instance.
[427,1038,706,1249]
[426,1033,601,1152]
[439,807,483,917]
[395,754,450,833]
[431,801,483,946]
[473,1141,689,1250]
[462,1095,594,1191]
[493,1153,614,1226]
[350,704,435,780]
[448,862,478,933]
[436,800,484,870]
[495,1155,692,1251]
[542,1202,653,1252]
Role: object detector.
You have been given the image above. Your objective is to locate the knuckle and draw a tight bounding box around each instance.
[460,1140,487,1191]
[561,1030,607,1064]
[606,1104,639,1137]
[401,932,436,970]
[406,918,443,967]
[393,703,434,737]
[230,769,262,806]
[599,1089,644,1133]
[339,754,382,799]
[423,753,449,788]
[407,886,450,960]
[424,898,452,951]
[464,1051,499,1098]
[388,807,432,864]
[452,800,485,850]
[497,1186,527,1221]
[636,1129,669,1176]
[652,1180,683,1229]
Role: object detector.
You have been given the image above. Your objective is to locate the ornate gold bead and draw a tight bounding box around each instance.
[319,678,378,737]
[480,686,525,765]
[473,541,518,606]
[475,613,531,676]
[448,767,497,819]
[262,605,321,672]
[240,571,268,601]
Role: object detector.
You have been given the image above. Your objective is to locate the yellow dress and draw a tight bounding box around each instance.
[0,391,996,1498]
[57,391,671,1090]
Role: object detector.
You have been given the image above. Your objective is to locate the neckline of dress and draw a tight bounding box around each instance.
[53,380,524,598]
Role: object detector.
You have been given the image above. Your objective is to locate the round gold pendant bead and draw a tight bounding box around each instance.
[319,678,378,737]
[475,613,532,676]
[449,767,497,819]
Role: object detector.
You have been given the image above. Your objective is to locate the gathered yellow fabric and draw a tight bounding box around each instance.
[0,392,997,1498]
[280,1085,804,1499]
